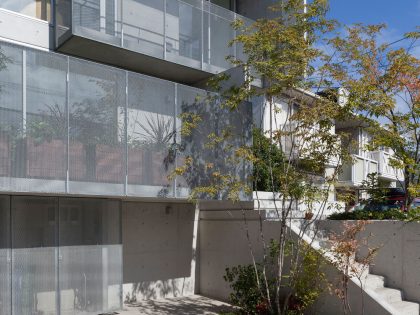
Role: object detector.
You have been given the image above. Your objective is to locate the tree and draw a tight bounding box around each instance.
[175,0,359,313]
[326,24,420,206]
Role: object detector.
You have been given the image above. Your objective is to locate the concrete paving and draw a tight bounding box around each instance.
[118,295,234,315]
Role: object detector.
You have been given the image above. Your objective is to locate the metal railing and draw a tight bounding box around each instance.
[56,0,253,73]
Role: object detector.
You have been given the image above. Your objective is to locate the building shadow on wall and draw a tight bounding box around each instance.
[123,202,197,302]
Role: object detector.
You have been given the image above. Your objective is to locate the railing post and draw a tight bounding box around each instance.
[121,0,124,47]
[22,50,26,135]
[164,0,167,60]
[124,71,128,196]
[201,0,204,70]
[66,57,70,194]
[174,82,178,198]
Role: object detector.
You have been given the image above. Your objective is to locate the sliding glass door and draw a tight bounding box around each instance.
[59,198,122,314]
[11,196,58,315]
[0,195,122,315]
[0,195,10,315]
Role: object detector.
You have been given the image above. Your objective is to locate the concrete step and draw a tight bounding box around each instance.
[388,300,420,315]
[291,220,420,315]
[364,274,385,290]
[374,287,403,303]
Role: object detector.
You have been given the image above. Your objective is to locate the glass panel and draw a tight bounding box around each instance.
[123,0,165,58]
[127,73,175,197]
[68,59,125,195]
[73,0,121,38]
[0,44,23,180]
[26,49,67,186]
[59,198,122,315]
[11,196,57,315]
[55,0,72,44]
[166,0,202,64]
[207,6,235,69]
[74,0,100,31]
[0,195,10,315]
[0,0,51,21]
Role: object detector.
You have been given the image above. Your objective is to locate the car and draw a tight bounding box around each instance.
[410,198,420,209]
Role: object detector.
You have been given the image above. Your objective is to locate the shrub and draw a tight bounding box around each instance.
[327,209,406,220]
[224,242,328,315]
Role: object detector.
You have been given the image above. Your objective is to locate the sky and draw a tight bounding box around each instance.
[326,1,420,115]
[327,0,420,47]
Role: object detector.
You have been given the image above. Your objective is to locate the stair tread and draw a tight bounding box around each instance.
[390,300,420,307]
[388,300,420,315]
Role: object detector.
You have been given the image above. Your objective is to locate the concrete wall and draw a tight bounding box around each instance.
[198,210,395,314]
[198,210,281,300]
[318,220,420,304]
[122,201,197,302]
[0,9,53,49]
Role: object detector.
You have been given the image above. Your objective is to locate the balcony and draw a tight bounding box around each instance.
[55,0,252,83]
[372,150,404,182]
[338,155,379,186]
[0,40,251,200]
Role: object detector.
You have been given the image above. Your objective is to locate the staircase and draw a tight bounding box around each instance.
[290,219,420,315]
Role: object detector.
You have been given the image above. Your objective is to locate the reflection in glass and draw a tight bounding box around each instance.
[59,198,122,314]
[123,0,165,58]
[0,45,23,178]
[0,196,10,315]
[68,59,125,194]
[26,50,67,182]
[11,196,57,315]
[127,73,175,196]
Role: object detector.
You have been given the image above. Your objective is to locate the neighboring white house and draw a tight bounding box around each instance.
[253,87,403,215]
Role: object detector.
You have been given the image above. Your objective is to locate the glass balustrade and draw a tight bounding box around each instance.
[55,0,253,74]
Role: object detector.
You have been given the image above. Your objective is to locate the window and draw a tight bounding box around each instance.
[207,0,234,11]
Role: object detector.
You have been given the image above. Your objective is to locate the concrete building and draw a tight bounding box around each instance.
[0,0,279,314]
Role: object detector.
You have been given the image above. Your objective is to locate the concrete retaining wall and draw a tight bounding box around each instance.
[318,220,420,304]
[198,211,395,314]
[122,202,197,301]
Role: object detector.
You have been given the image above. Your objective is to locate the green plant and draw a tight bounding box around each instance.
[360,173,388,204]
[327,209,406,220]
[224,264,274,315]
[328,221,378,315]
[288,244,329,312]
[224,241,328,315]
[253,128,285,192]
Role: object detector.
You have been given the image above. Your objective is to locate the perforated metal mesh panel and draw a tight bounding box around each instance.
[26,49,68,189]
[0,195,11,315]
[0,44,23,181]
[178,92,253,200]
[68,59,126,196]
[127,72,176,197]
[176,85,206,198]
[59,198,122,314]
[11,196,58,315]
[0,196,122,315]
[0,40,252,200]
